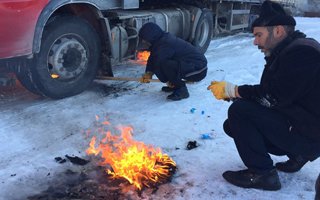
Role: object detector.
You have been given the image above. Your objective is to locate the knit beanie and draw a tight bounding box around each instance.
[252,0,296,29]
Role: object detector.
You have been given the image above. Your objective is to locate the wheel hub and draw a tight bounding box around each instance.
[48,37,87,80]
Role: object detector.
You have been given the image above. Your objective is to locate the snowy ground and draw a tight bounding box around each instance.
[0,17,320,200]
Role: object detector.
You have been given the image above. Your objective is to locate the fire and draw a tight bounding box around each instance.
[137,51,150,62]
[51,73,59,79]
[86,120,176,190]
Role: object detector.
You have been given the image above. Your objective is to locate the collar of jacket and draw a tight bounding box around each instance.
[264,31,306,68]
[268,30,306,58]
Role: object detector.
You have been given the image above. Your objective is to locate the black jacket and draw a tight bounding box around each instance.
[238,31,320,142]
[139,23,207,79]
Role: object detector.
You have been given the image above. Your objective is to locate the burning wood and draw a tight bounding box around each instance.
[86,120,176,191]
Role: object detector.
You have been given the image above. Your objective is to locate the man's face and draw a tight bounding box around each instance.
[253,26,280,56]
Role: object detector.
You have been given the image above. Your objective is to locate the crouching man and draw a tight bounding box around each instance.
[208,0,320,190]
[138,22,207,101]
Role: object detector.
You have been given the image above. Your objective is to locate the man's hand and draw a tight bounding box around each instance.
[140,72,153,83]
[207,81,237,100]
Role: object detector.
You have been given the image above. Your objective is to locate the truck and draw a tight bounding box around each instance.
[0,0,265,99]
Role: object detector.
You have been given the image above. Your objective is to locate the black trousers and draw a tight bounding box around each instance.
[224,99,318,172]
[154,60,207,88]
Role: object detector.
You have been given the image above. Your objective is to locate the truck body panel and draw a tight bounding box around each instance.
[0,0,141,59]
[0,0,49,58]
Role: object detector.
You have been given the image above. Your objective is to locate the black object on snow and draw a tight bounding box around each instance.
[65,155,90,165]
[186,141,198,150]
[55,157,67,164]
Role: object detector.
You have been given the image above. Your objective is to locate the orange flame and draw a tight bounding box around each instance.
[86,120,176,190]
[137,51,150,62]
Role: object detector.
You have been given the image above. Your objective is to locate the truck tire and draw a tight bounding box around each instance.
[28,16,101,99]
[192,9,213,54]
[15,66,42,95]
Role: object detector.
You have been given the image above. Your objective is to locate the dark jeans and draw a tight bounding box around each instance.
[224,99,318,173]
[154,60,207,88]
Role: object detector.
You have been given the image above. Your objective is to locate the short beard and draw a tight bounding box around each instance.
[263,27,282,56]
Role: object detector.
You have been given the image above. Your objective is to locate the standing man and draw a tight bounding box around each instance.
[208,0,320,190]
[139,22,207,101]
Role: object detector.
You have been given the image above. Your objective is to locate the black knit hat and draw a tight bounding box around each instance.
[252,0,296,29]
[139,22,164,44]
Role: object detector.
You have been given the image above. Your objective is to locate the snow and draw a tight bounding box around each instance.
[1,17,320,200]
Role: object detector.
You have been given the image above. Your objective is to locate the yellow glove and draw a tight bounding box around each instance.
[140,72,153,83]
[207,81,237,100]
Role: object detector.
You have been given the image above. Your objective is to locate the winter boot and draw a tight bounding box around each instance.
[167,86,189,101]
[161,86,175,92]
[275,155,316,173]
[222,168,281,191]
[162,82,175,92]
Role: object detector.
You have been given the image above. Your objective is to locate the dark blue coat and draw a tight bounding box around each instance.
[238,31,320,143]
[139,23,207,79]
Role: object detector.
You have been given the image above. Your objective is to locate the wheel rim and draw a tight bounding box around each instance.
[48,35,88,81]
[197,19,210,47]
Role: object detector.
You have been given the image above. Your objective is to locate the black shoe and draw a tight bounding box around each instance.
[275,156,310,173]
[167,86,189,101]
[222,169,281,191]
[161,86,175,92]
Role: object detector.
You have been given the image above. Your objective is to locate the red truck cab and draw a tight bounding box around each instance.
[0,0,48,59]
